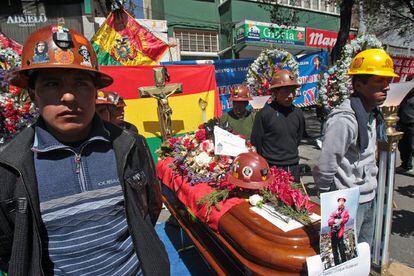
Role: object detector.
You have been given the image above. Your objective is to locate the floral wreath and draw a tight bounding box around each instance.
[0,47,38,144]
[246,48,299,96]
[318,34,383,110]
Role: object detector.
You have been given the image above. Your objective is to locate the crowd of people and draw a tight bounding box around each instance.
[0,24,412,275]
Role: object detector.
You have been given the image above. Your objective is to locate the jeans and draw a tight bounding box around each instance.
[331,232,347,265]
[356,200,375,246]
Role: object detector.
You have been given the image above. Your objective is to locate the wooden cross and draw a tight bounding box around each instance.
[138,67,183,141]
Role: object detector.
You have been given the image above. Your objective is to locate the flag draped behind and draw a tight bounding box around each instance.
[91,9,169,65]
[100,65,222,157]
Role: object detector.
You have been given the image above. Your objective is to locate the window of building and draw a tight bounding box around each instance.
[174,29,219,54]
[267,0,339,14]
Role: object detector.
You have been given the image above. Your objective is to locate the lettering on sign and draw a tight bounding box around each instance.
[306,28,354,48]
[7,11,47,27]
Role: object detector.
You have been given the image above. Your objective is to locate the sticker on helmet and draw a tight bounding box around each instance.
[78,45,92,67]
[54,48,74,64]
[32,41,49,64]
[351,57,364,69]
[384,58,393,69]
[233,161,240,172]
[242,166,253,179]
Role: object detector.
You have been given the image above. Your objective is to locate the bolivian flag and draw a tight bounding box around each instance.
[91,8,169,65]
[100,65,222,158]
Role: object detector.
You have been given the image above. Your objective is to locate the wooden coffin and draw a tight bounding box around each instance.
[162,185,320,275]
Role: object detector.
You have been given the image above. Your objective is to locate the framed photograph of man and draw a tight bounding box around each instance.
[320,187,359,270]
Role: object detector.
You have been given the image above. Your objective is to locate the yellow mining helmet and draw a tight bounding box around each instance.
[347,48,399,77]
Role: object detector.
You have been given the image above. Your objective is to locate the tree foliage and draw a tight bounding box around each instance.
[363,0,414,46]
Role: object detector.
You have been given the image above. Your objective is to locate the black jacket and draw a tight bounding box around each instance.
[0,122,169,275]
[251,102,305,166]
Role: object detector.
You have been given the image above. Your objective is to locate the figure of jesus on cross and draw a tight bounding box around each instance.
[139,67,182,141]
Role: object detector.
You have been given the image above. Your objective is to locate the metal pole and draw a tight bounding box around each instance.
[372,150,388,265]
[381,150,397,269]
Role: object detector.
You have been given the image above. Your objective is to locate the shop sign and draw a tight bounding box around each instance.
[306,28,354,48]
[235,20,305,46]
[6,11,48,27]
[391,56,414,82]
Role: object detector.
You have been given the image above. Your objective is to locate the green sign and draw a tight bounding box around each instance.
[235,20,305,46]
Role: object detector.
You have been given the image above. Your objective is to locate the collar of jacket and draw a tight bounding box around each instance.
[32,115,111,152]
[0,118,136,232]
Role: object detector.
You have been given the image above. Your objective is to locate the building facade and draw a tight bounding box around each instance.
[149,0,342,60]
[0,0,98,44]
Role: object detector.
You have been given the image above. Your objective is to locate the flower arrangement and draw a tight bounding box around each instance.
[156,120,247,185]
[0,48,38,144]
[199,166,315,224]
[246,47,299,96]
[318,34,383,110]
[157,119,315,224]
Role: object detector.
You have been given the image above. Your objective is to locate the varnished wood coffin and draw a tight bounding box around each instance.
[162,185,320,275]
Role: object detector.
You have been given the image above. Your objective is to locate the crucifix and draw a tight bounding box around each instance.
[138,67,183,141]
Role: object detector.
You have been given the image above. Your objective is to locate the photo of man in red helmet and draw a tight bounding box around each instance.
[328,197,350,265]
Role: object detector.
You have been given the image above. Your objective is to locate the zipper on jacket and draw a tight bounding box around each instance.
[69,143,89,192]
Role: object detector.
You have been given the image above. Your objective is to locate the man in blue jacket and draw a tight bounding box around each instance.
[0,25,169,275]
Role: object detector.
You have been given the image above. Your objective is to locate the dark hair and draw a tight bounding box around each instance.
[34,41,48,55]
[27,71,39,90]
[351,74,372,88]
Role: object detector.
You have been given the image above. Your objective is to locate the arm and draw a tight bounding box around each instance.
[313,116,356,191]
[250,111,264,154]
[341,209,350,225]
[328,210,336,227]
[297,109,305,145]
[140,136,162,225]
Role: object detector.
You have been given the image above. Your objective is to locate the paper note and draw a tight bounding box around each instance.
[214,126,248,157]
[251,204,320,232]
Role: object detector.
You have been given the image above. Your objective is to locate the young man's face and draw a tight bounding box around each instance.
[272,86,297,107]
[355,75,391,108]
[232,101,248,118]
[33,69,96,141]
[338,199,345,208]
[114,106,125,125]
[37,42,46,54]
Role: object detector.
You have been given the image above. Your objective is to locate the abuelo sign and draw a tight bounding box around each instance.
[236,20,305,46]
[306,28,354,48]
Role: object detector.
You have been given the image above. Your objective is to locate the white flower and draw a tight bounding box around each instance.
[249,194,263,206]
[194,151,213,167]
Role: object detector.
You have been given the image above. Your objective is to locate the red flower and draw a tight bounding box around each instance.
[208,162,217,171]
[195,129,207,143]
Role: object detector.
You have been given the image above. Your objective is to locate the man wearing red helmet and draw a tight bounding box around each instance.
[113,95,139,135]
[219,84,255,138]
[328,197,350,265]
[0,25,168,275]
[251,69,305,182]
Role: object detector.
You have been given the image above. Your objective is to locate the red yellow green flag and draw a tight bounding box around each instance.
[91,9,169,65]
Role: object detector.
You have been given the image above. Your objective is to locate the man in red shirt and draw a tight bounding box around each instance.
[328,197,350,265]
